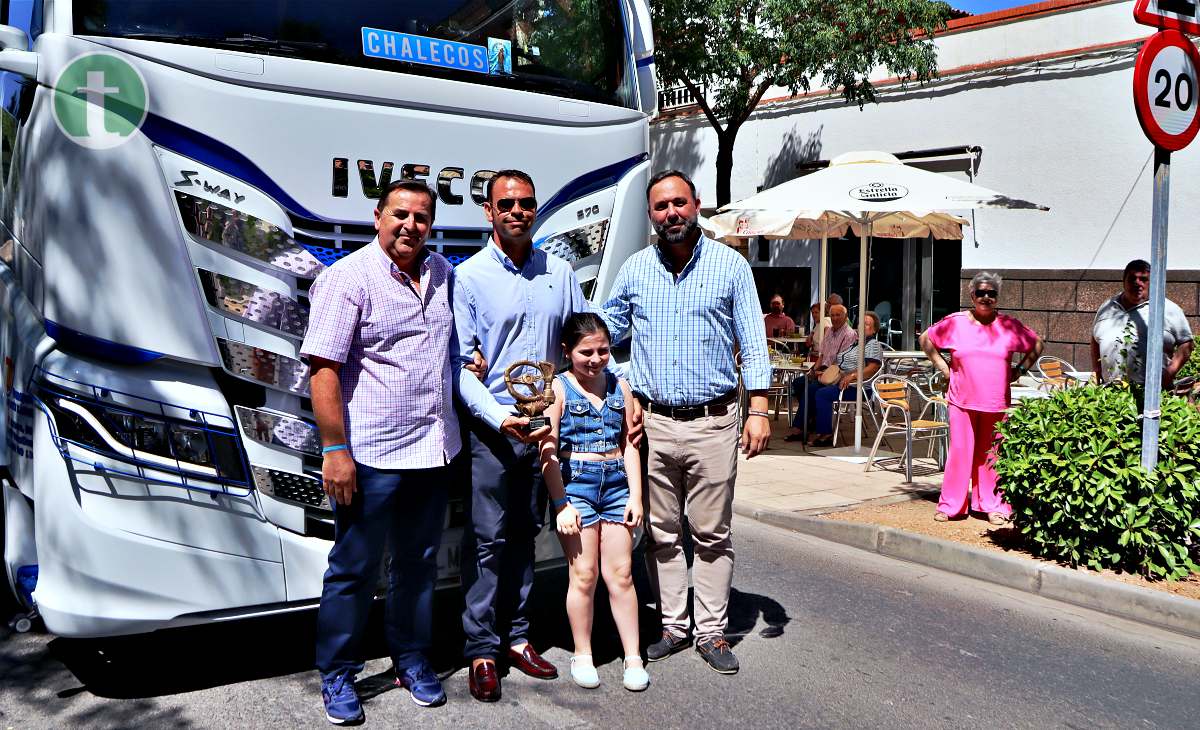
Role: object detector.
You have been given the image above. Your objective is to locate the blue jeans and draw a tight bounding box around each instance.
[813,384,866,434]
[315,461,449,678]
[562,458,629,526]
[460,415,545,660]
[791,376,824,429]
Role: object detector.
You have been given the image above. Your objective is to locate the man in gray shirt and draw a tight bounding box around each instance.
[1091,259,1194,386]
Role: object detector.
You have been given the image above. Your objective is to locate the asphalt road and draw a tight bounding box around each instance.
[1,517,1199,729]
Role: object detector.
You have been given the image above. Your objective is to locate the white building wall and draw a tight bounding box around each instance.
[650,0,1199,273]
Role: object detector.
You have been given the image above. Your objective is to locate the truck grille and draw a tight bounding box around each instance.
[251,466,329,511]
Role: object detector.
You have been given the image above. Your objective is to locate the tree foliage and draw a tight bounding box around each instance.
[651,0,953,205]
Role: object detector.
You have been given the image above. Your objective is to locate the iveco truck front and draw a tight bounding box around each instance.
[0,0,656,637]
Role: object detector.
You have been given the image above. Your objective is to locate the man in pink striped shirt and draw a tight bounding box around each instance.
[815,304,858,369]
[302,180,459,721]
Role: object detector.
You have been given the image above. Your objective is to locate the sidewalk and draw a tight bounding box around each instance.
[733,434,940,516]
[733,429,1200,638]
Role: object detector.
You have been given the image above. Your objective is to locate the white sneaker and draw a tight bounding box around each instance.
[622,657,649,691]
[570,655,600,689]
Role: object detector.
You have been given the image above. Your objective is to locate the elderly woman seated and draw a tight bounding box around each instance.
[785,303,859,442]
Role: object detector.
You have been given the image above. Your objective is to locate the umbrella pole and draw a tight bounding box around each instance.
[855,218,869,452]
[812,232,827,451]
[818,233,828,335]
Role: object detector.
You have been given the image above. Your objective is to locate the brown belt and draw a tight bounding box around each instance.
[635,390,738,421]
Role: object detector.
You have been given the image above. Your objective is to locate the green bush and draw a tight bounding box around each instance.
[1179,346,1200,381]
[994,385,1200,580]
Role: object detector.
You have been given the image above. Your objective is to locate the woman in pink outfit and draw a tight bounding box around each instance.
[919,273,1044,525]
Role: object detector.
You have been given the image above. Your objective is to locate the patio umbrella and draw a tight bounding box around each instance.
[710,150,1049,452]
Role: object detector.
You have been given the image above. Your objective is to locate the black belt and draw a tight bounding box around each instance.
[635,390,738,421]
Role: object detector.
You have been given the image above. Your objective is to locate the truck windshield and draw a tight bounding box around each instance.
[75,1,636,108]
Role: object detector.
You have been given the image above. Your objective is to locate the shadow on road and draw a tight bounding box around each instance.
[726,588,790,645]
[4,561,663,704]
[4,539,791,708]
[45,610,321,700]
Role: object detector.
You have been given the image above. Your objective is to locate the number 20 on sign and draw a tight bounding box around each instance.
[1133,30,1200,151]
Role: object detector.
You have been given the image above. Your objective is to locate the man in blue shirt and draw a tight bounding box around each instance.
[452,169,578,701]
[601,170,772,675]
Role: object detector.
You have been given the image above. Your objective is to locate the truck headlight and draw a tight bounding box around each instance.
[43,392,248,485]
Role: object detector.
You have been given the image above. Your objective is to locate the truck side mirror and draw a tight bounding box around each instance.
[0,25,27,52]
[0,24,37,79]
[626,0,657,117]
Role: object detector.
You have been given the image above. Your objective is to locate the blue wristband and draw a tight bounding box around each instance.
[552,496,569,509]
[322,444,348,455]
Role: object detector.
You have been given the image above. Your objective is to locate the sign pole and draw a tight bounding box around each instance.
[1131,29,1199,471]
[1140,146,1170,472]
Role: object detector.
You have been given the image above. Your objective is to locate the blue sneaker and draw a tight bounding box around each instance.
[395,660,447,707]
[321,671,364,725]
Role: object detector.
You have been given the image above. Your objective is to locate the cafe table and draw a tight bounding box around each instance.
[768,334,809,355]
[881,350,931,376]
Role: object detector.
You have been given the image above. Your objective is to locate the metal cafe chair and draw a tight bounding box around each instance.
[831,367,884,447]
[1033,355,1075,392]
[917,369,950,469]
[766,363,794,421]
[864,375,949,483]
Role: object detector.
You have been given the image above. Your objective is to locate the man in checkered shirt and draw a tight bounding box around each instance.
[302,180,459,720]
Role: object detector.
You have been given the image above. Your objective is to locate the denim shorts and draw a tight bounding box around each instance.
[561,458,629,527]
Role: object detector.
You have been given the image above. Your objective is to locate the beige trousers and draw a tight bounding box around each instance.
[643,406,739,641]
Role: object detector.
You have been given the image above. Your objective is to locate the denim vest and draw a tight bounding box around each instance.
[558,372,625,453]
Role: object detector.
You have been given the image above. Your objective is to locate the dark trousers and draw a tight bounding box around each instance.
[460,416,545,660]
[314,461,449,678]
[813,384,866,434]
[791,376,824,429]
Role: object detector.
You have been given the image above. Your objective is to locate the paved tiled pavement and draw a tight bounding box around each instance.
[733,427,941,515]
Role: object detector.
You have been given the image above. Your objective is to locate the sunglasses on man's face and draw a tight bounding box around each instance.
[974,289,998,300]
[494,197,538,212]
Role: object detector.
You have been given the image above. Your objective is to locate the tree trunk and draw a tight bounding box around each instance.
[715,130,737,208]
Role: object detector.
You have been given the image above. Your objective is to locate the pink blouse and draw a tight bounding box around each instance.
[924,312,1039,412]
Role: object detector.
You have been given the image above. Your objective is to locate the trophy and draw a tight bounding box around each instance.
[503,360,556,431]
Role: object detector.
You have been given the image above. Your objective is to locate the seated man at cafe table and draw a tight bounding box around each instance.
[805,292,844,351]
[786,303,857,442]
[806,311,884,447]
[763,294,797,338]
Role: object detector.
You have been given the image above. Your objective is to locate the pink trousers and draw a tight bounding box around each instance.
[938,404,1009,517]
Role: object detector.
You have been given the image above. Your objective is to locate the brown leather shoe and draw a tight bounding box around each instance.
[507,643,559,679]
[468,660,501,702]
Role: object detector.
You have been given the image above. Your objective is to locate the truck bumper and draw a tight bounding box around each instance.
[30,408,289,637]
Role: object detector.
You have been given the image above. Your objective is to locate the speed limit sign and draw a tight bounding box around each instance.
[1134,30,1200,151]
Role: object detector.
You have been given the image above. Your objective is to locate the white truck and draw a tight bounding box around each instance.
[0,0,656,637]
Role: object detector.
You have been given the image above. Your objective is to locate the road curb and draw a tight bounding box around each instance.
[742,507,1200,638]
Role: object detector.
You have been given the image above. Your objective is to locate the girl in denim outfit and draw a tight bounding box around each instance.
[539,313,648,691]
